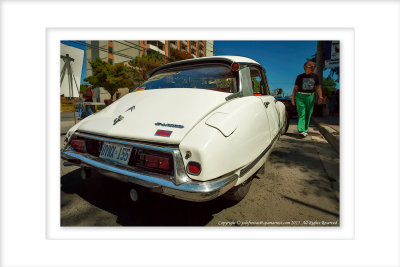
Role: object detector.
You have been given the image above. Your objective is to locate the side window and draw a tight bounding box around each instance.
[250,67,266,95]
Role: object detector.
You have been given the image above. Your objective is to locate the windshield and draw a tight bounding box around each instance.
[135,65,238,93]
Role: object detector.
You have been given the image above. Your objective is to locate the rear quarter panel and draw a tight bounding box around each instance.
[275,100,287,130]
[179,96,272,182]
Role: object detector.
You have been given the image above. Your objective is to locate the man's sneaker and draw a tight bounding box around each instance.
[299,132,307,138]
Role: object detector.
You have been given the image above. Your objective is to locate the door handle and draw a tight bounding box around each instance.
[264,102,270,108]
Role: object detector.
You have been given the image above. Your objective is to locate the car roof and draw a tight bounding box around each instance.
[174,55,261,65]
[150,55,262,76]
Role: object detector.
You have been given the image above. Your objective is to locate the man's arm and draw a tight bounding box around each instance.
[316,85,323,105]
[291,85,298,106]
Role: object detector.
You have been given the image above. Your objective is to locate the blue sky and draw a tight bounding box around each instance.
[214,41,336,96]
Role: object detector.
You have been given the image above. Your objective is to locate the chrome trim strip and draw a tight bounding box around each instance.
[74,132,177,153]
[61,150,238,202]
[239,128,282,177]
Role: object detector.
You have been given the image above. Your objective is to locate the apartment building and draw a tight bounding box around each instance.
[139,40,213,58]
[86,40,214,71]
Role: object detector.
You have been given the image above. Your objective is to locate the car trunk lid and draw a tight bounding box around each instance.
[77,89,229,144]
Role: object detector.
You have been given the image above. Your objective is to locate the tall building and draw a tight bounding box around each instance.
[85,40,142,76]
[139,40,212,58]
[86,40,214,75]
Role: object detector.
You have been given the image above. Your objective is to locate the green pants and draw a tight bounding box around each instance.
[296,92,315,133]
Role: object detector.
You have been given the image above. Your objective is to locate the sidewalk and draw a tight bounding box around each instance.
[311,116,340,154]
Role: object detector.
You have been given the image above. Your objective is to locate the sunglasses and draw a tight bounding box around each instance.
[306,65,316,68]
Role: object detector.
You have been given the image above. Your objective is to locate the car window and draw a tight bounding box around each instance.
[136,65,238,93]
[250,67,266,95]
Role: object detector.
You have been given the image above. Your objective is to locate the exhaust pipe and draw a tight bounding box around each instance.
[80,167,91,180]
[130,188,139,202]
[63,159,81,166]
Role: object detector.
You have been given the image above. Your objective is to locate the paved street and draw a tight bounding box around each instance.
[60,119,339,227]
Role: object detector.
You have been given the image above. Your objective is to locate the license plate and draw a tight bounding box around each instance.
[99,142,132,165]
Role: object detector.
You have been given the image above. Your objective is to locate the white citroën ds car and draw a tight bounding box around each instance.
[61,56,288,202]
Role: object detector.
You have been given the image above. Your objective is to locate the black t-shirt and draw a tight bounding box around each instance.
[295,73,320,93]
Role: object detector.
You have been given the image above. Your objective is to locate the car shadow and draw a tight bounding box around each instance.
[61,169,238,226]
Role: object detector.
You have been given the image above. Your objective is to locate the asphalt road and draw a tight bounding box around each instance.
[60,120,339,227]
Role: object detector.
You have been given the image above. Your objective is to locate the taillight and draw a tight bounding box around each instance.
[131,149,173,174]
[85,139,102,157]
[231,62,239,71]
[144,154,171,170]
[187,161,201,175]
[70,139,86,152]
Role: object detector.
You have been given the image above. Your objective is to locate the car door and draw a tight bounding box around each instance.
[251,66,280,139]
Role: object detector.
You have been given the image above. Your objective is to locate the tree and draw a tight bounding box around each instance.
[169,49,193,62]
[273,88,283,96]
[322,77,337,96]
[128,49,195,89]
[128,52,169,88]
[84,58,133,99]
[80,84,86,94]
[328,66,339,82]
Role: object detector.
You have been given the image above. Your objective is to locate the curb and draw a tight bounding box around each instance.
[312,118,340,154]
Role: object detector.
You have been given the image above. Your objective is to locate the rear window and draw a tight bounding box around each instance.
[135,65,238,93]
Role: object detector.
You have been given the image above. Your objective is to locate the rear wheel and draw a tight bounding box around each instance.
[223,178,253,202]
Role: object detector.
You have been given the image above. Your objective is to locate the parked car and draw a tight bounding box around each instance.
[61,56,288,202]
[274,95,297,130]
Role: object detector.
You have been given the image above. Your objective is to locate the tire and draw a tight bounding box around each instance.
[223,178,253,202]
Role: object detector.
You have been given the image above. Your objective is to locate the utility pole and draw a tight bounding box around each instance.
[316,41,324,95]
[315,41,325,117]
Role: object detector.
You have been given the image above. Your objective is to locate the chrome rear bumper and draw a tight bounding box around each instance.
[61,149,238,202]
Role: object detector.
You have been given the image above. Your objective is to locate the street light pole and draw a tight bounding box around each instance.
[316,41,324,97]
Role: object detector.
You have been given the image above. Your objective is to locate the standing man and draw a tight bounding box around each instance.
[84,85,94,115]
[291,61,323,137]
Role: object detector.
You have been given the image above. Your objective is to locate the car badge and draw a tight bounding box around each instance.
[155,129,172,137]
[126,105,135,112]
[113,115,124,125]
[154,122,184,129]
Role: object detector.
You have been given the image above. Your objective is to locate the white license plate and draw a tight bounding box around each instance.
[99,142,132,165]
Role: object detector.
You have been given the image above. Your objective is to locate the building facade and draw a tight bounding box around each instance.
[139,40,212,58]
